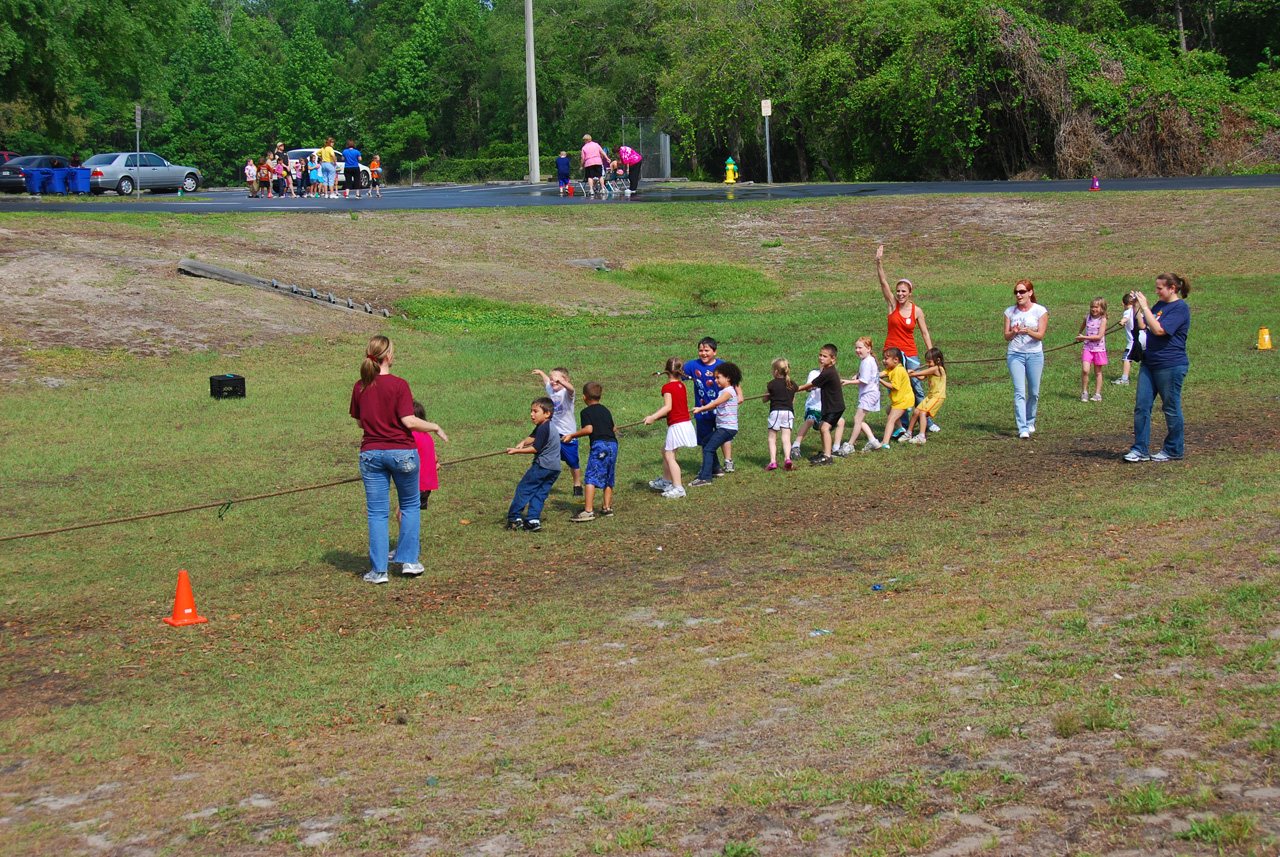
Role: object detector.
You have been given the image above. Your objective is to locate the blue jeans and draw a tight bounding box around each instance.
[508,464,560,522]
[1132,362,1188,458]
[359,448,420,574]
[1006,350,1044,435]
[695,416,721,469]
[899,354,934,430]
[698,428,738,480]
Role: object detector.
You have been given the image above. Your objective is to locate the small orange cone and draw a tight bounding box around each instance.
[162,570,208,626]
[1260,328,1273,350]
[1089,176,1101,191]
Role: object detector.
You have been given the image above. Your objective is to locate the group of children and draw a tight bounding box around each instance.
[501,336,949,529]
[243,151,383,199]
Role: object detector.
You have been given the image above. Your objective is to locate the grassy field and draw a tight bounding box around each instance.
[1,191,1279,856]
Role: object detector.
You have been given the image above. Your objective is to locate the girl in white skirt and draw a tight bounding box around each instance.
[643,357,699,499]
[765,358,798,471]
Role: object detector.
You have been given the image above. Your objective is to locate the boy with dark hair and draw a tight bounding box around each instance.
[684,337,742,474]
[795,344,845,466]
[562,381,617,522]
[505,398,560,532]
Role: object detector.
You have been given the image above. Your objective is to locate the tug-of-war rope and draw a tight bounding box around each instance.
[0,322,1125,544]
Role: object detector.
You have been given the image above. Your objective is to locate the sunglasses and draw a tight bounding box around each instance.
[1014,289,1030,295]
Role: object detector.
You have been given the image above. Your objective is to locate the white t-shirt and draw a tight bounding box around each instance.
[857,355,881,412]
[1005,303,1048,354]
[545,383,576,436]
[803,369,822,412]
[1122,307,1148,351]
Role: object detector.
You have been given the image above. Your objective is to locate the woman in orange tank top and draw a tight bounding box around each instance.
[876,245,936,434]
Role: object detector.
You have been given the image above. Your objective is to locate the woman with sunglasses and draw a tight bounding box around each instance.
[1004,280,1048,439]
[1124,273,1191,462]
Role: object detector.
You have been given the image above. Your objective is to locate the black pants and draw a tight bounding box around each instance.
[629,159,642,192]
[345,167,360,190]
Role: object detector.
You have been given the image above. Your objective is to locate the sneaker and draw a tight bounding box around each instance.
[928,422,941,433]
[895,432,913,443]
[1081,392,1090,402]
[1028,424,1036,434]
[522,519,542,532]
[648,478,672,491]
[388,550,396,562]
[790,443,802,458]
[910,434,926,444]
[861,439,881,452]
[688,478,713,487]
[838,442,854,455]
[401,562,425,576]
[570,510,596,523]
[832,447,850,458]
[363,570,389,585]
[600,507,614,517]
[724,459,735,473]
[712,468,727,478]
[1123,450,1149,462]
[765,462,778,471]
[891,427,906,440]
[661,485,687,499]
[573,485,584,498]
[1150,451,1180,462]
[810,455,833,466]
[505,518,524,530]
[1019,432,1030,439]
[1090,393,1103,402]
[879,443,892,451]
[808,452,825,464]
[783,459,794,471]
[1112,377,1130,385]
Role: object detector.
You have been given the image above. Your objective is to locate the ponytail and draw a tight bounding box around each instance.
[361,335,391,389]
[1158,273,1191,299]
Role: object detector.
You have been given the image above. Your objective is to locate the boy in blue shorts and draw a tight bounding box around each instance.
[562,382,617,522]
[505,398,560,532]
[684,337,742,474]
[556,151,571,196]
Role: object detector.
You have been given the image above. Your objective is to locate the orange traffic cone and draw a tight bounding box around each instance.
[162,570,208,626]
[1089,176,1101,191]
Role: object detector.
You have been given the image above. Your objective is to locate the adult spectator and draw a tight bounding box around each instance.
[273,142,291,197]
[875,245,936,435]
[580,134,606,198]
[341,139,362,199]
[317,137,338,198]
[350,335,449,585]
[618,144,643,196]
[1003,279,1048,439]
[1124,273,1191,462]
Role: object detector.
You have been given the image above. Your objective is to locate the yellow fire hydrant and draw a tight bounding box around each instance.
[724,157,738,184]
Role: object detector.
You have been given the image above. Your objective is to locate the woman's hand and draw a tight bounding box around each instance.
[875,244,884,262]
[435,429,450,444]
[1134,291,1149,310]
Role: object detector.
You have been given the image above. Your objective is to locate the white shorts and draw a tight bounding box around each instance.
[767,410,795,431]
[664,420,698,451]
[857,391,881,412]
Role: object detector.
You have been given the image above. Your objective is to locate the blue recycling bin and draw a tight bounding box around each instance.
[47,168,70,194]
[23,170,45,194]
[67,168,91,194]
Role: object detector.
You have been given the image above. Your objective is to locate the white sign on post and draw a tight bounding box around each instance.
[761,99,772,117]
[135,104,142,130]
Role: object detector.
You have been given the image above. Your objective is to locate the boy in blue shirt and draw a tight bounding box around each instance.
[505,398,560,531]
[556,151,571,196]
[684,337,741,473]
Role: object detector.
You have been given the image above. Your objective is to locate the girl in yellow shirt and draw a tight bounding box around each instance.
[905,348,947,444]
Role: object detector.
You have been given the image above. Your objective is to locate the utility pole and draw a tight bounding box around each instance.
[524,0,540,184]
[134,103,142,200]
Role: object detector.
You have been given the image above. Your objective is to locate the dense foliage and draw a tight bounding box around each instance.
[1,0,1277,184]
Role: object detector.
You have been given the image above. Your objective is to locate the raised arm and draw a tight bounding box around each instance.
[875,245,896,312]
[1133,292,1167,335]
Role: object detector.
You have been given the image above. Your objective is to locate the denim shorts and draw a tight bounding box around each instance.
[584,440,618,488]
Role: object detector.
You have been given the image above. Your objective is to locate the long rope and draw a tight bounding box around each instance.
[0,324,1133,544]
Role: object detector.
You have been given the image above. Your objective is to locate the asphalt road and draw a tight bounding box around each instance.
[4,173,1278,214]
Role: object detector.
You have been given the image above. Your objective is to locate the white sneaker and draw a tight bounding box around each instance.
[388,550,396,562]
[724,458,735,473]
[1112,377,1130,386]
[401,563,425,576]
[661,485,687,499]
[910,434,926,444]
[1123,449,1150,462]
[363,570,389,585]
[1019,431,1030,439]
[928,423,941,433]
[895,432,913,443]
[861,439,881,452]
[1081,391,1090,402]
[790,443,801,458]
[1090,393,1103,402]
[1028,424,1036,434]
[839,442,854,455]
[648,477,672,491]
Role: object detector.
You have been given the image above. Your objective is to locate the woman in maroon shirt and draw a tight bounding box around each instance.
[350,335,448,584]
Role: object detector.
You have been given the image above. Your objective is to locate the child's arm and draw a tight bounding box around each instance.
[643,392,674,425]
[879,371,895,390]
[506,444,536,455]
[734,385,744,406]
[796,381,813,392]
[558,377,576,394]
[692,388,732,415]
[907,365,937,379]
[563,424,592,443]
[532,369,550,383]
[1080,315,1107,341]
[512,434,535,450]
[1075,315,1088,340]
